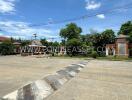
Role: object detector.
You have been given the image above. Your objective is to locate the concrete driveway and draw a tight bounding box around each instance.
[0,56,84,97]
[45,60,132,100]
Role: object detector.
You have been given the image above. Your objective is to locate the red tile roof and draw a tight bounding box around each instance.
[0,36,9,41]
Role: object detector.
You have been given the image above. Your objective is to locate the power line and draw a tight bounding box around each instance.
[29,2,132,27]
[0,2,132,37]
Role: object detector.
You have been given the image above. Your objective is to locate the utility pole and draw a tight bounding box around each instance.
[33,33,37,40]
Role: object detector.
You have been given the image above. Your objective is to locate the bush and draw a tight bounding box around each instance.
[98,52,106,57]
[91,51,98,58]
[52,52,55,56]
[0,40,15,55]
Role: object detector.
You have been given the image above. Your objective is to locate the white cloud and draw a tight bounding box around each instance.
[85,0,101,10]
[0,20,58,39]
[96,14,105,19]
[0,0,16,14]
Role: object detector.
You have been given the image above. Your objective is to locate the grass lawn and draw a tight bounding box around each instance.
[51,55,132,61]
[97,56,132,61]
[51,55,92,60]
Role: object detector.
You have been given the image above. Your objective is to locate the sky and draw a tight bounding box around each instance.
[0,0,132,41]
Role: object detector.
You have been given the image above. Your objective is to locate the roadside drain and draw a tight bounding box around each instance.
[2,61,88,100]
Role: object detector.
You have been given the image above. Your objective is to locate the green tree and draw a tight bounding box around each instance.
[52,41,60,46]
[40,38,49,46]
[10,37,15,43]
[60,23,82,56]
[129,31,132,42]
[101,29,115,45]
[60,39,66,46]
[80,29,115,57]
[80,34,94,46]
[66,38,81,56]
[0,40,15,55]
[21,40,30,46]
[118,21,132,42]
[60,23,82,40]
[66,38,81,47]
[85,33,101,48]
[118,21,132,35]
[83,29,115,47]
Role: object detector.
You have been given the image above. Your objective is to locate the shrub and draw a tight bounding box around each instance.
[98,52,106,57]
[91,51,98,58]
[0,40,15,55]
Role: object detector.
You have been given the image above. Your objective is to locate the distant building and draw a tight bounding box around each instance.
[106,34,132,57]
[0,36,9,44]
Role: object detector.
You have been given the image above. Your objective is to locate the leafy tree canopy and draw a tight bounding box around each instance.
[118,21,132,42]
[40,38,49,46]
[21,40,30,46]
[60,23,82,40]
[118,21,132,35]
[81,29,115,47]
[0,40,15,55]
[66,38,81,47]
[52,41,60,46]
[101,29,115,44]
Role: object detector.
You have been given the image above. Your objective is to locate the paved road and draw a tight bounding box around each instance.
[46,60,132,100]
[0,56,84,97]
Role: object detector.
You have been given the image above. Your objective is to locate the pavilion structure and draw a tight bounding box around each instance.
[13,42,22,54]
[21,40,46,56]
[106,34,132,57]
